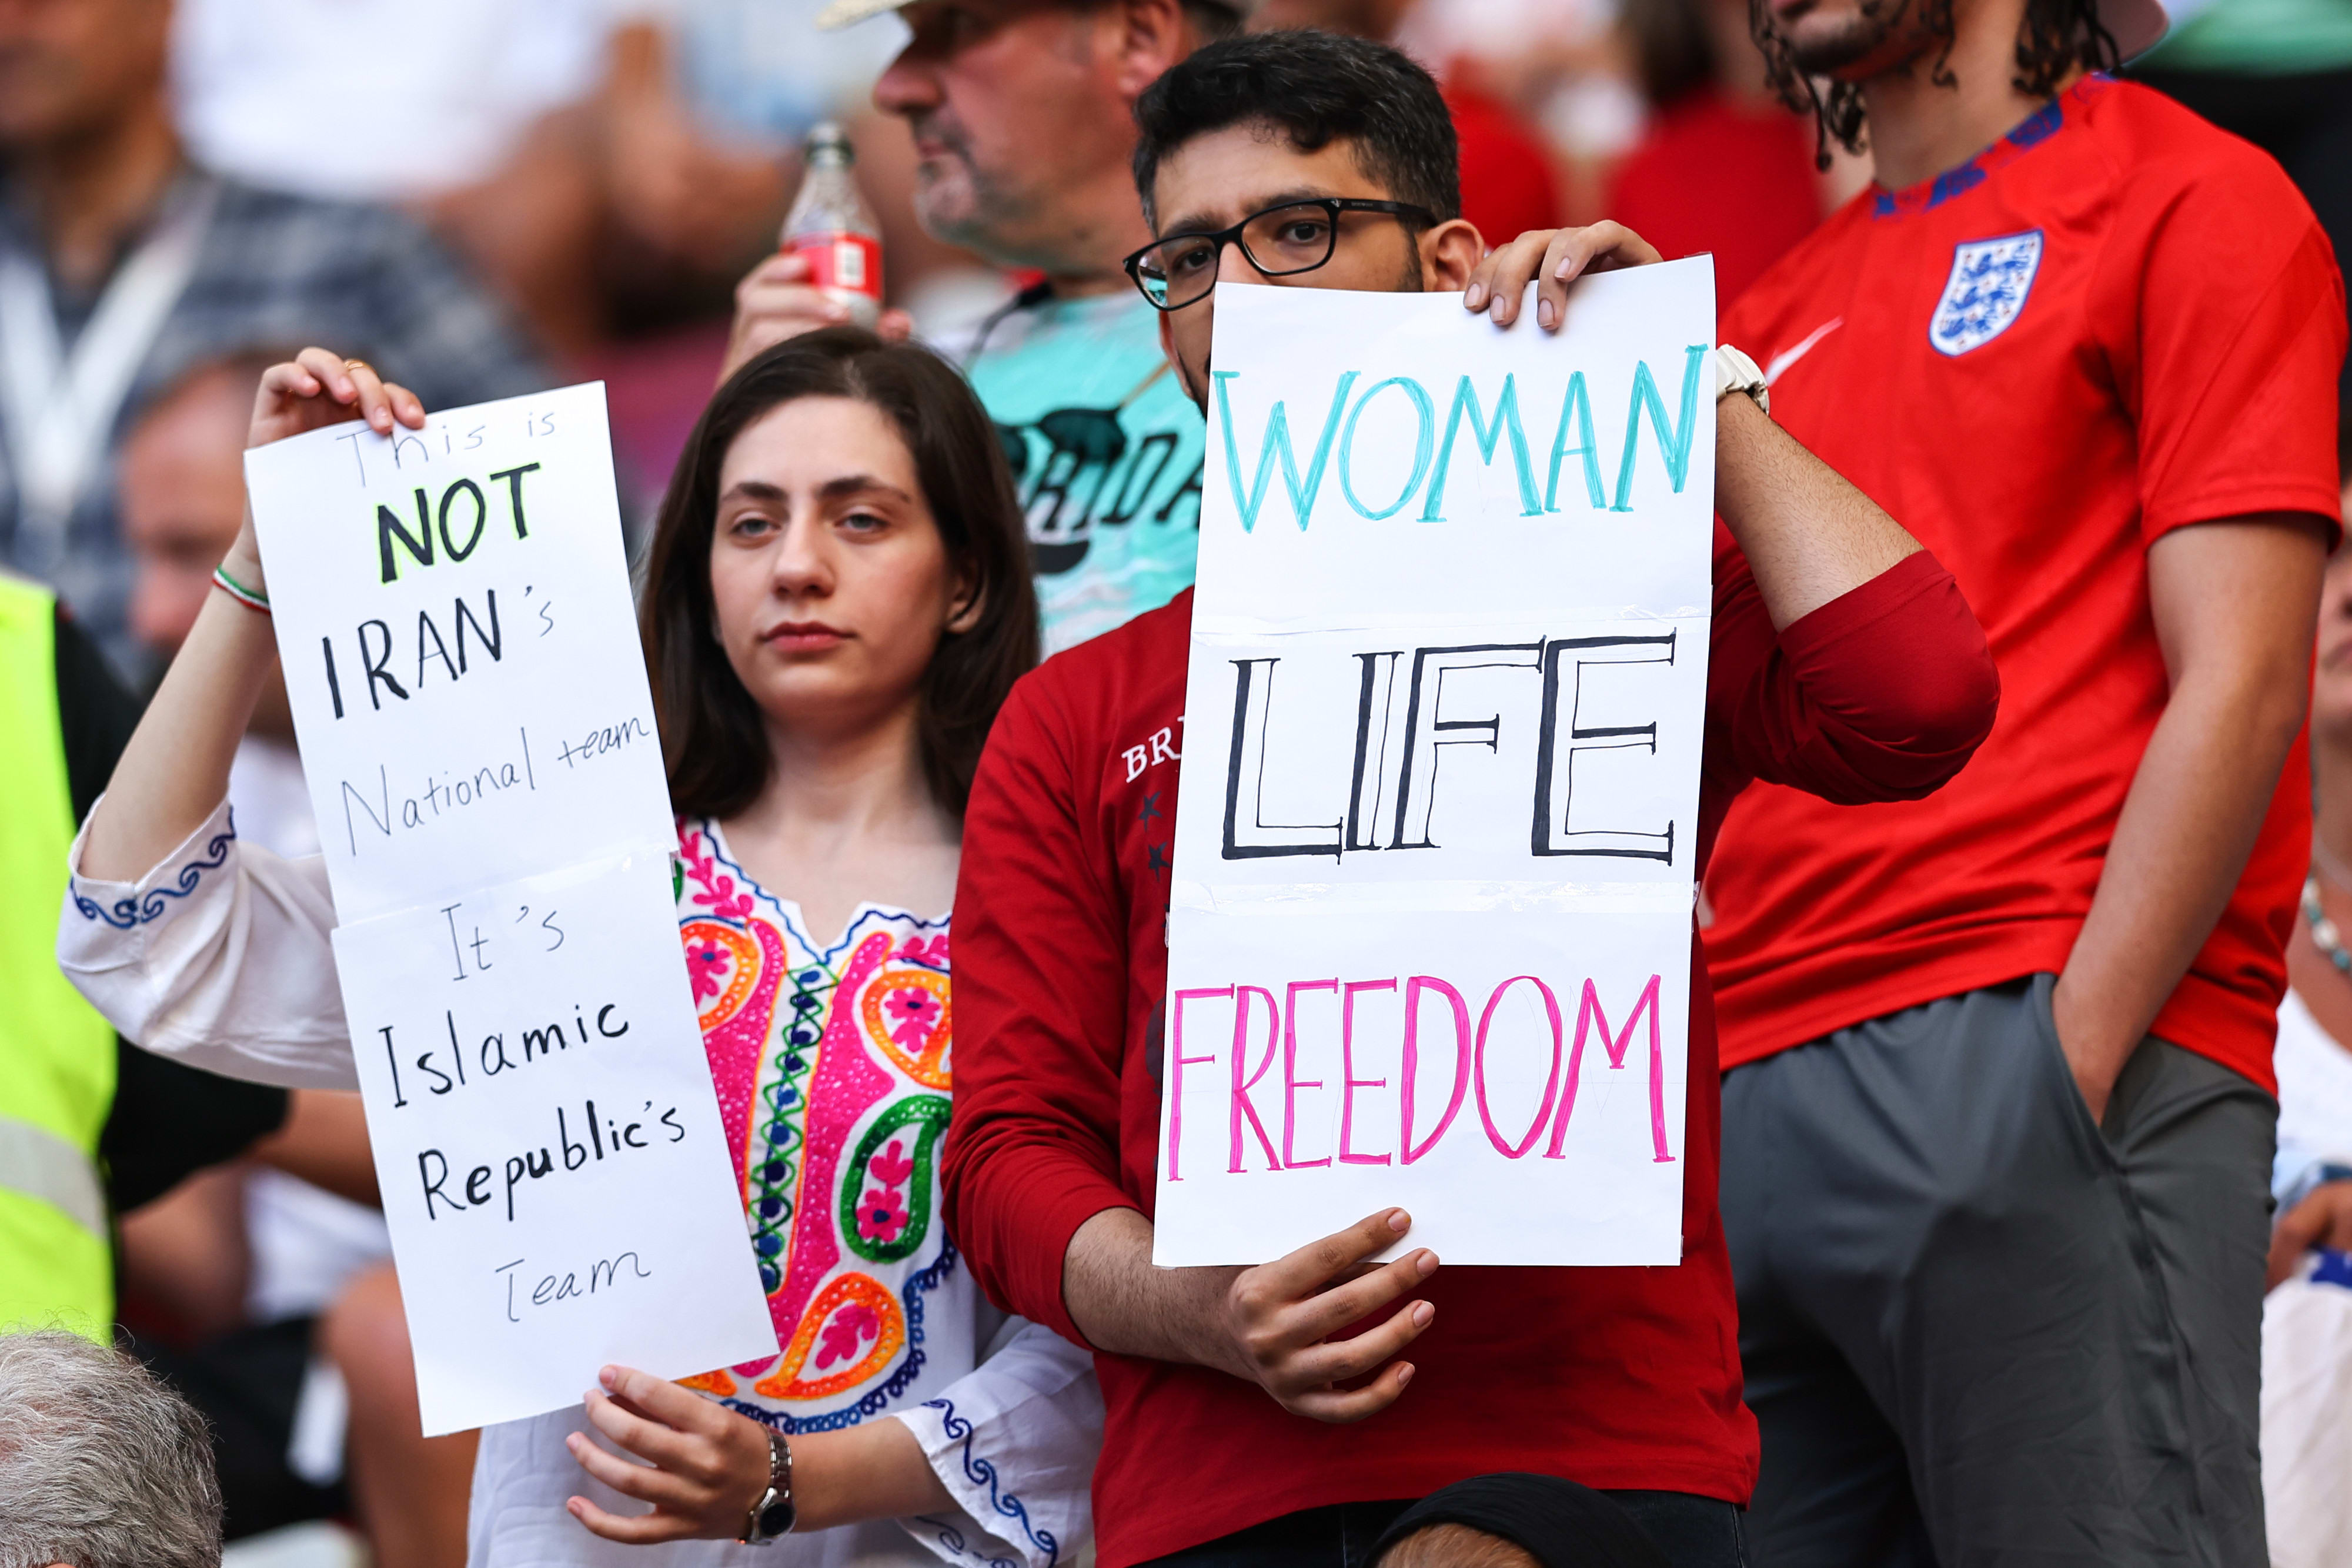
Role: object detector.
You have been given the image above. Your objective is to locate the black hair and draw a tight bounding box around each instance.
[1752,0,2119,168]
[641,327,1039,821]
[1628,0,1719,110]
[1131,29,1461,229]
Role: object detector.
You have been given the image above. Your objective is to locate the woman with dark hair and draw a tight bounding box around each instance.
[62,335,1100,1568]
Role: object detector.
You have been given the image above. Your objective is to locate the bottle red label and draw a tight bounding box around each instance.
[788,233,883,302]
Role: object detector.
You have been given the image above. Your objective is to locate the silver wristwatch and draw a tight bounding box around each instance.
[1713,344,1770,417]
[739,1427,796,1545]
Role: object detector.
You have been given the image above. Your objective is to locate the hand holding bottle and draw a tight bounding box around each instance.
[721,122,911,382]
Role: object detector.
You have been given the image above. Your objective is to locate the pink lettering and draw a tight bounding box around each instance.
[1399,977,1472,1165]
[1228,986,1282,1172]
[1545,974,1672,1162]
[1340,978,1398,1165]
[1166,987,1232,1181]
[1474,976,1565,1160]
[1281,979,1339,1169]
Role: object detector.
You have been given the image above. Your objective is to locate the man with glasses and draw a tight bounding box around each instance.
[727,0,1248,652]
[943,29,2002,1568]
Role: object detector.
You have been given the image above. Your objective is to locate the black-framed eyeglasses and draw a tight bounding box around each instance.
[1122,198,1438,313]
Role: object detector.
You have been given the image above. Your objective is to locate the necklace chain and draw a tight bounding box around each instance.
[2304,870,2352,977]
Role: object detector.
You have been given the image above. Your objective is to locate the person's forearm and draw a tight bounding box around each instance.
[80,532,275,881]
[2056,670,2307,1111]
[1713,396,1921,630]
[250,1091,379,1206]
[1062,1207,1243,1374]
[787,1416,953,1533]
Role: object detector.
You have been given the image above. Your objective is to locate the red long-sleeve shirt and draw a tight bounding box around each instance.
[946,536,1997,1566]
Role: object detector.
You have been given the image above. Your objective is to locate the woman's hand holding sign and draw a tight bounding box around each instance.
[82,347,430,886]
[250,346,426,449]
[229,348,427,596]
[564,1364,951,1542]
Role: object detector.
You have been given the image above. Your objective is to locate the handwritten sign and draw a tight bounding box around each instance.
[1154,266,1716,1267]
[246,386,773,1433]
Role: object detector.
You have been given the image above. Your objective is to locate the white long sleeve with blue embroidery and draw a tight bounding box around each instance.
[59,800,1102,1568]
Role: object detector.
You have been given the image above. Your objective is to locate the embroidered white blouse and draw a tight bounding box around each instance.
[59,802,1101,1568]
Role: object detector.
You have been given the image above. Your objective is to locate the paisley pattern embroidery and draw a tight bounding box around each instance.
[673,819,955,1432]
[841,1095,951,1263]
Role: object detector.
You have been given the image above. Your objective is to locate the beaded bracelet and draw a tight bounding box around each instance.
[212,564,270,614]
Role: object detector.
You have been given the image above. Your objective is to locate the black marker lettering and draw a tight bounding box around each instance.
[419,1149,459,1218]
[416,609,457,687]
[376,489,435,583]
[455,591,500,671]
[358,620,408,709]
[380,1026,406,1106]
[437,477,487,560]
[490,463,540,539]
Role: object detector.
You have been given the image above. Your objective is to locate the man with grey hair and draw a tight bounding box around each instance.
[724,0,1250,650]
[0,1330,222,1568]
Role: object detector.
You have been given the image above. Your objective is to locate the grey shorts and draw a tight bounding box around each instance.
[1722,974,2277,1568]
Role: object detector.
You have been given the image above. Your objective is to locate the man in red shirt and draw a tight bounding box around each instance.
[944,30,2000,1568]
[1645,0,2338,1559]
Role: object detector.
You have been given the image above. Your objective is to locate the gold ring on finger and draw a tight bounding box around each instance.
[343,358,374,375]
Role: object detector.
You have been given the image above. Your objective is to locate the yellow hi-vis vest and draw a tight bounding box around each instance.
[0,575,116,1339]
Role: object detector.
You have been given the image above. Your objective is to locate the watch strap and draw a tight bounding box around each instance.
[1713,344,1770,417]
[738,1427,795,1545]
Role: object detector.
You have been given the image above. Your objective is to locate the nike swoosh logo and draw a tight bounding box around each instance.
[1763,317,1844,385]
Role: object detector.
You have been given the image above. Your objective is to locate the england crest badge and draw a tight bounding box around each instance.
[1929,230,2043,356]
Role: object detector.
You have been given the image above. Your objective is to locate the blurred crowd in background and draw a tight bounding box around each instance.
[2,0,2348,1564]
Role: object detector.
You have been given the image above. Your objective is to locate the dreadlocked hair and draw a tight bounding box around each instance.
[1752,0,2119,170]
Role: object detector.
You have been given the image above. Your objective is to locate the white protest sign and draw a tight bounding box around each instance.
[1155,264,1716,1267]
[246,386,773,1433]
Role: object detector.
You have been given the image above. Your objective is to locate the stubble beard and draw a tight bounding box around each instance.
[907,112,1045,266]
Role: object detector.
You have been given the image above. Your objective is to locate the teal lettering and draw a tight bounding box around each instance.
[1421,374,1541,521]
[1611,344,1708,511]
[1338,377,1436,521]
[1545,372,1606,511]
[1212,370,1358,533]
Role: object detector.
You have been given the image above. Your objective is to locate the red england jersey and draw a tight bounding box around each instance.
[944,537,1996,1564]
[1706,76,2347,1090]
